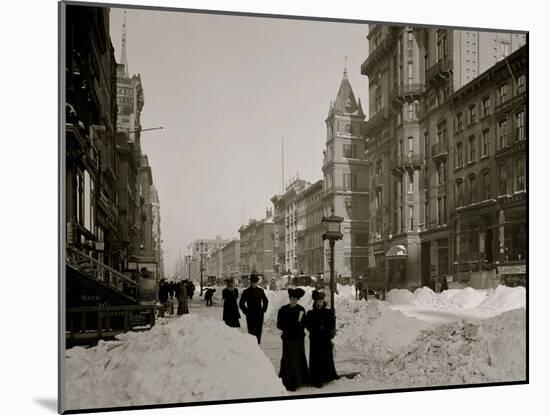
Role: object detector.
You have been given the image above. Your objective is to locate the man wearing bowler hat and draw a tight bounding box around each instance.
[239,271,269,344]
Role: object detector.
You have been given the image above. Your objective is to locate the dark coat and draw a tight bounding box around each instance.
[277,304,309,391]
[158,283,169,303]
[239,286,268,343]
[222,287,241,327]
[177,283,189,315]
[303,305,338,387]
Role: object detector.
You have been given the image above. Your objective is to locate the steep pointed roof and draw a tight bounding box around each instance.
[333,70,358,114]
[357,98,365,118]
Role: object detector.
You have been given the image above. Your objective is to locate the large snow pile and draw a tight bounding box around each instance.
[65,314,286,410]
[387,285,525,321]
[355,308,526,388]
[333,298,432,361]
[334,285,525,362]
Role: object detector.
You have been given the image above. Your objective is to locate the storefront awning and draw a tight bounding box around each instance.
[386,244,407,259]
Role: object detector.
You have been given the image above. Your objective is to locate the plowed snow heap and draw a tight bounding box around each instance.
[65,314,286,410]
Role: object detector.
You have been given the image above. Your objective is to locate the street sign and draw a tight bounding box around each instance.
[498,265,526,275]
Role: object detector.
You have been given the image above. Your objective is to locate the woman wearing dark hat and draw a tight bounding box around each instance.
[303,290,339,388]
[222,278,240,327]
[276,288,309,391]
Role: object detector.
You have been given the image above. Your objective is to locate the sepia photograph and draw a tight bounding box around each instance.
[60,1,528,412]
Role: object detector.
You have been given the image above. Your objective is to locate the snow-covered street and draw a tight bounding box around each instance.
[65,285,526,410]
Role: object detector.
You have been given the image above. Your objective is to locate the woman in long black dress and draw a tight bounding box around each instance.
[277,288,309,391]
[303,290,339,388]
[222,278,241,327]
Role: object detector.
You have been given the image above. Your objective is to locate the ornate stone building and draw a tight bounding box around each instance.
[322,70,369,280]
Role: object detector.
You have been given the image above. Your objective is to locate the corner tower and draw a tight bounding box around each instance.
[322,69,369,280]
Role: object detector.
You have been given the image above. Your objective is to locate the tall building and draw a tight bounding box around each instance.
[361,24,526,289]
[239,213,275,281]
[271,177,310,275]
[115,13,149,276]
[150,185,164,279]
[295,180,325,277]
[65,6,134,306]
[322,70,369,280]
[221,239,241,280]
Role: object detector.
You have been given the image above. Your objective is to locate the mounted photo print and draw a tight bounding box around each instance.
[59,1,528,413]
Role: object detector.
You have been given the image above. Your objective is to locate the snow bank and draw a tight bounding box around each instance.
[355,309,526,388]
[333,298,432,361]
[65,314,286,410]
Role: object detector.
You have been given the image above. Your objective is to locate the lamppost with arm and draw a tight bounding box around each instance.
[198,241,207,296]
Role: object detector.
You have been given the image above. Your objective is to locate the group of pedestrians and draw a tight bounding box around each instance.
[221,272,338,392]
[158,279,196,317]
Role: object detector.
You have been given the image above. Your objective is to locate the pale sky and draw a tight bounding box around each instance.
[109,7,369,275]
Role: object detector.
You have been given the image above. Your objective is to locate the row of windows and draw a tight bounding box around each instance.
[454,110,525,168]
[455,157,525,207]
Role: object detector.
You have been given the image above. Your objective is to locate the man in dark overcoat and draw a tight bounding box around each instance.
[239,272,269,344]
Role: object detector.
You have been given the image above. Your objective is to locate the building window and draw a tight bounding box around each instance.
[468,135,476,163]
[516,111,525,142]
[408,172,414,193]
[498,119,508,150]
[483,171,491,200]
[481,129,490,157]
[498,165,508,195]
[424,132,430,158]
[437,161,447,185]
[456,180,464,207]
[343,173,357,191]
[376,159,383,176]
[437,122,447,143]
[376,188,383,208]
[456,142,464,168]
[409,205,414,230]
[516,158,525,191]
[468,175,477,204]
[482,97,491,117]
[343,143,357,158]
[517,74,526,94]
[408,136,414,154]
[468,104,477,125]
[408,102,414,120]
[499,83,508,104]
[455,112,463,131]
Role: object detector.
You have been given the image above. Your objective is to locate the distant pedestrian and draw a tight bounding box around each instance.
[439,274,448,292]
[239,272,269,344]
[204,287,216,307]
[188,281,195,299]
[277,288,309,391]
[222,278,240,327]
[303,290,339,388]
[176,281,189,315]
[158,279,169,317]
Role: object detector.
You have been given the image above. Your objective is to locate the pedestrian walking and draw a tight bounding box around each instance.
[239,272,269,344]
[439,274,449,292]
[168,281,175,314]
[222,278,241,327]
[303,290,339,388]
[277,288,309,391]
[176,281,189,315]
[204,287,216,307]
[158,279,169,317]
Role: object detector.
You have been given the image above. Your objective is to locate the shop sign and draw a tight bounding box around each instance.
[498,265,526,275]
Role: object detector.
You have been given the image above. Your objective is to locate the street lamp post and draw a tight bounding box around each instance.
[322,206,343,311]
[198,241,208,296]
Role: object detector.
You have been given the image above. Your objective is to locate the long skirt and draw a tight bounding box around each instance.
[177,299,189,315]
[309,337,338,387]
[224,318,240,328]
[279,338,309,391]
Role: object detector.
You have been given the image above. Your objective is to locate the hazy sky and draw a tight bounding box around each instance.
[109,7,369,275]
